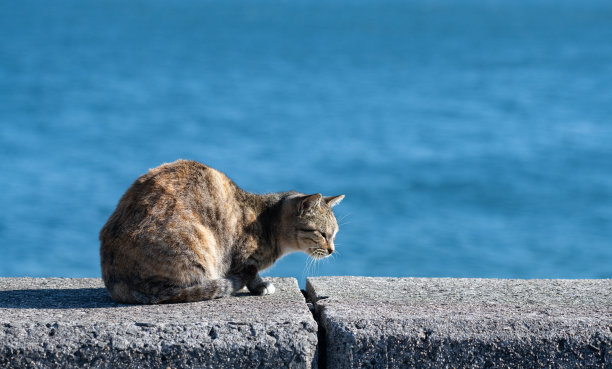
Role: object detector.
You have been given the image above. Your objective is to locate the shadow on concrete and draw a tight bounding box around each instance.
[233,291,254,298]
[0,288,119,309]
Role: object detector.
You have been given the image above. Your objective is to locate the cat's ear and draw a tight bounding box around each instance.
[298,193,322,216]
[324,195,345,207]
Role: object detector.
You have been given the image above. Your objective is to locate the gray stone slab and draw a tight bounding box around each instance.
[307,277,612,369]
[0,277,317,369]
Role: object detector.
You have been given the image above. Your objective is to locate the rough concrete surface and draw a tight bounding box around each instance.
[307,277,612,369]
[0,277,317,369]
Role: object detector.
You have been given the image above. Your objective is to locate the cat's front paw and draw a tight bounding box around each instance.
[252,281,276,296]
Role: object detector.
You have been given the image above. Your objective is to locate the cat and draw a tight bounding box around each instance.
[99,159,344,304]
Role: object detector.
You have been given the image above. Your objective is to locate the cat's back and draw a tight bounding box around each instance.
[124,159,235,206]
[100,160,240,242]
[131,159,227,200]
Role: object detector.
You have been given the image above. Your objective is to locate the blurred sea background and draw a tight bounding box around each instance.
[1,0,611,284]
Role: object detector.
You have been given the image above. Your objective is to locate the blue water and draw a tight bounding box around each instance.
[1,0,611,283]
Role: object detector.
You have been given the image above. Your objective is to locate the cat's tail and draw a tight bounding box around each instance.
[124,276,245,304]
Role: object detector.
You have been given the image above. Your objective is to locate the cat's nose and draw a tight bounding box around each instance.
[328,248,334,255]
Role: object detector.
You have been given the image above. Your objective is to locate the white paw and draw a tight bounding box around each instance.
[261,282,276,295]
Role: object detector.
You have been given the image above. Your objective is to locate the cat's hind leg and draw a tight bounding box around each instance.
[160,277,246,303]
[130,276,245,304]
[132,265,274,303]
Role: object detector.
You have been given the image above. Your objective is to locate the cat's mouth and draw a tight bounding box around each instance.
[308,248,330,260]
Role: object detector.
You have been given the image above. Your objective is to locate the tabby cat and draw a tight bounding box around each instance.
[100,160,344,304]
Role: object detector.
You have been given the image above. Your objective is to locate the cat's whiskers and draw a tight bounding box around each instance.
[309,247,326,260]
[304,254,313,276]
[311,257,318,275]
[304,251,323,277]
[338,213,352,227]
[302,255,316,279]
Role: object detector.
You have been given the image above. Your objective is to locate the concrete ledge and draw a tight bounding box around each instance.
[307,277,612,369]
[3,277,611,368]
[0,278,317,369]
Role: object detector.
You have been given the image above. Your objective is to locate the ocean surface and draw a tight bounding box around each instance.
[1,0,611,284]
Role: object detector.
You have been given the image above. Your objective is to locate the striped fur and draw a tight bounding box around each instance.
[100,160,344,304]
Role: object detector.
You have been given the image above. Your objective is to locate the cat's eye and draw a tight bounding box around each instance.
[299,228,317,233]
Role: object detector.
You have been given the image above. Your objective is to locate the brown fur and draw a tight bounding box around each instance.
[99,160,344,304]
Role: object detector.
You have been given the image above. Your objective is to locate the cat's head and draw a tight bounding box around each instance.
[281,193,345,259]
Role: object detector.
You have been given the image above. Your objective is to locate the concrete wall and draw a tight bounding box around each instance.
[307,277,612,369]
[1,277,610,368]
[0,278,317,369]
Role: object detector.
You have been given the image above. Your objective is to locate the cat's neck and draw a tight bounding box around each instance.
[240,191,297,263]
